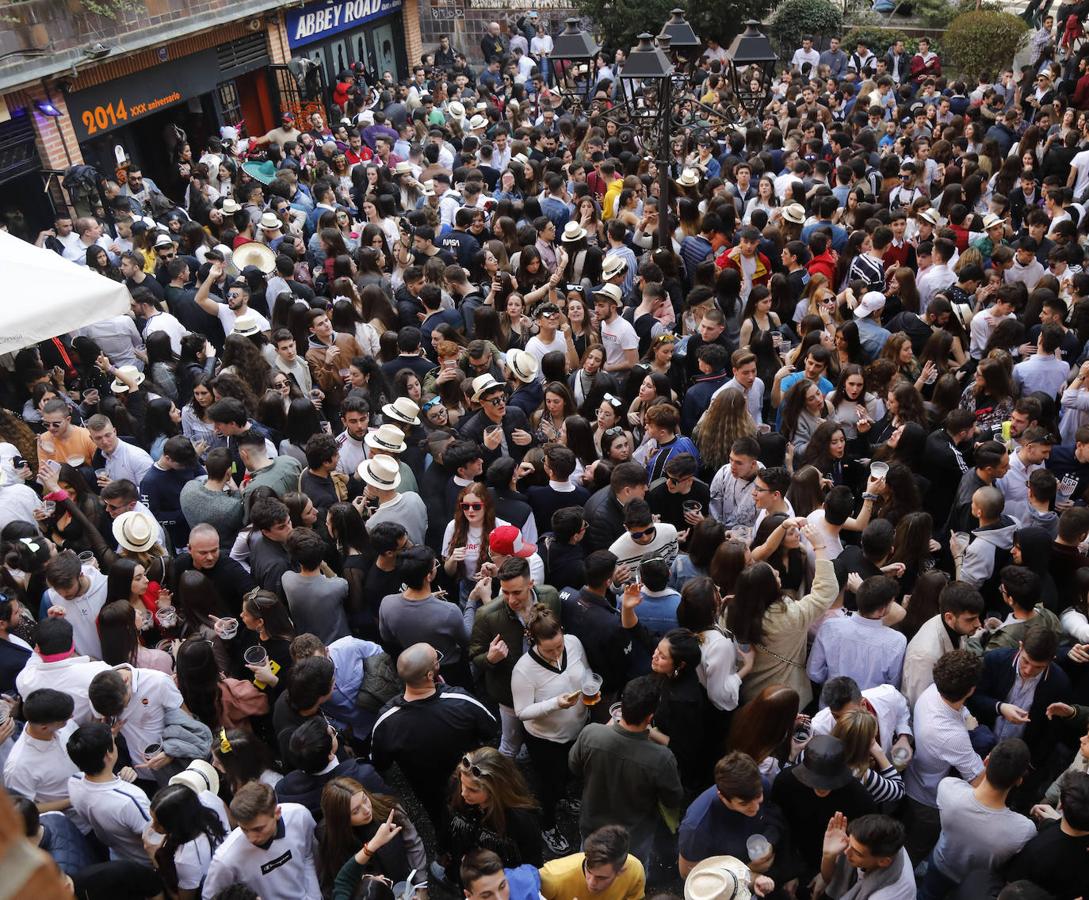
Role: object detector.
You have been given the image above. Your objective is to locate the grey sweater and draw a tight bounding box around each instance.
[179,477,245,545]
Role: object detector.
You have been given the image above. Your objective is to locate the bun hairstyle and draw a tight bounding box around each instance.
[525,603,562,645]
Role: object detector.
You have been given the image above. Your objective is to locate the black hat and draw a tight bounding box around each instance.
[793,735,854,791]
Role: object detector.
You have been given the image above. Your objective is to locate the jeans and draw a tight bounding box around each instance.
[498,704,525,757]
[919,851,958,900]
[524,731,574,827]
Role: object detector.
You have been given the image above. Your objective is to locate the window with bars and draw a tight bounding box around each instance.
[218,81,243,129]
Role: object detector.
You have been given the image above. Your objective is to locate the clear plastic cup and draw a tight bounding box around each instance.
[608,701,623,724]
[144,742,162,758]
[40,501,55,516]
[746,834,772,861]
[244,645,269,668]
[143,824,165,848]
[0,698,10,726]
[216,617,239,640]
[95,468,108,481]
[78,550,98,570]
[891,746,911,769]
[156,606,177,628]
[682,500,703,516]
[869,461,889,480]
[581,672,603,705]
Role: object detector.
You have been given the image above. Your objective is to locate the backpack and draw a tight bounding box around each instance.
[355,651,403,712]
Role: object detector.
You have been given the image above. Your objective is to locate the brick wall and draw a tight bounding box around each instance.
[9,86,86,170]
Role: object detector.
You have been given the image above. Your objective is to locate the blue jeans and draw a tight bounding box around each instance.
[919,851,958,900]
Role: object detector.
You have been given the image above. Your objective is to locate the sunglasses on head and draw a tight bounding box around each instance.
[422,396,443,411]
[604,425,624,436]
[460,755,487,777]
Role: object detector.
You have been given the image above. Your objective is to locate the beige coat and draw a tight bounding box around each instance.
[740,558,838,709]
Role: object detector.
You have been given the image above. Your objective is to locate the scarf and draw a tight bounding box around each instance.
[827,847,908,900]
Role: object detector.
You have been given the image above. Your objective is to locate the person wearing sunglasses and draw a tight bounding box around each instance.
[446,746,544,881]
[460,375,536,464]
[608,498,680,578]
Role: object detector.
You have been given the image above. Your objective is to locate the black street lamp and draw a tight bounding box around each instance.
[550,18,600,107]
[726,21,779,120]
[658,8,701,63]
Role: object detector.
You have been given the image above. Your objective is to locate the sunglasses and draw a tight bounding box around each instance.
[460,755,488,777]
[462,502,484,511]
[604,425,625,436]
[654,333,677,344]
[628,525,656,539]
[422,396,443,411]
[484,395,506,407]
[603,393,622,407]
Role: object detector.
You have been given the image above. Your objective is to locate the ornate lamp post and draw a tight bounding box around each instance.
[726,21,779,120]
[550,18,601,109]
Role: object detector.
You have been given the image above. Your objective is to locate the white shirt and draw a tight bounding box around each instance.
[44,566,109,659]
[175,791,232,890]
[214,303,271,336]
[104,439,154,489]
[996,449,1042,521]
[1071,149,1089,199]
[917,262,956,308]
[202,803,320,900]
[791,47,821,72]
[3,721,83,813]
[142,311,188,355]
[16,654,111,724]
[68,774,152,863]
[600,315,638,369]
[904,684,984,807]
[812,683,912,757]
[108,664,183,768]
[334,430,367,478]
[524,332,568,367]
[969,309,1016,359]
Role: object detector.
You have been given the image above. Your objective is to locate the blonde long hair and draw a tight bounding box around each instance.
[833,708,879,777]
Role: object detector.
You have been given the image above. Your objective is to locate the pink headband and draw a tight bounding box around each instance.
[39,642,75,663]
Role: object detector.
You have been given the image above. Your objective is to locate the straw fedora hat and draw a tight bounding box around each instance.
[113,509,159,554]
[684,856,752,900]
[393,160,414,176]
[593,283,624,305]
[232,314,261,337]
[169,760,220,797]
[448,100,466,119]
[781,202,806,225]
[221,198,242,215]
[469,114,488,130]
[382,397,421,426]
[507,350,539,384]
[471,373,506,402]
[364,423,408,454]
[232,241,276,275]
[676,168,701,187]
[561,221,587,243]
[109,365,146,394]
[357,455,402,491]
[259,212,282,230]
[602,255,628,280]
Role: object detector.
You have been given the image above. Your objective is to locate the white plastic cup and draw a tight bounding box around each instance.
[216,617,239,640]
[891,746,911,768]
[143,824,165,848]
[746,834,772,861]
[581,672,603,705]
[244,645,269,668]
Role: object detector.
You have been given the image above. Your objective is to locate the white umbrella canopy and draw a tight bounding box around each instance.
[0,231,131,355]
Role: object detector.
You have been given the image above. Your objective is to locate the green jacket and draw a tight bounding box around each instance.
[977,605,1063,654]
[469,585,560,706]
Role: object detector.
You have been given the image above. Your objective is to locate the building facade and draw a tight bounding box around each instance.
[0,0,421,238]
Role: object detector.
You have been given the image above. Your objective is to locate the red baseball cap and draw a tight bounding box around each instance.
[489,525,536,558]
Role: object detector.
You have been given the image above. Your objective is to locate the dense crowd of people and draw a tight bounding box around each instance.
[3,8,1089,900]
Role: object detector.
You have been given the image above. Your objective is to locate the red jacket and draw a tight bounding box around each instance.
[808,249,837,284]
[1074,72,1089,110]
[910,53,941,84]
[717,245,772,291]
